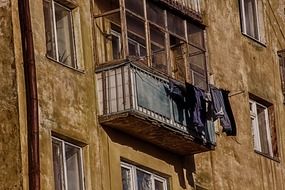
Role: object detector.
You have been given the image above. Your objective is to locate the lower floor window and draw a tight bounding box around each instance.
[249,99,277,158]
[52,137,84,190]
[121,162,168,190]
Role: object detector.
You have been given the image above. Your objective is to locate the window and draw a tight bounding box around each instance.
[121,162,168,190]
[249,99,278,158]
[94,0,207,89]
[44,0,76,67]
[239,0,265,42]
[52,137,84,190]
[278,50,285,102]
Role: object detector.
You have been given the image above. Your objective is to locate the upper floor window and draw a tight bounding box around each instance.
[121,162,168,190]
[52,137,84,190]
[249,98,278,159]
[43,0,77,67]
[239,0,265,43]
[94,0,207,90]
[278,50,285,102]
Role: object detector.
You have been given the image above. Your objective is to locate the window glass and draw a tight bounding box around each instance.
[65,144,83,190]
[43,0,76,67]
[244,0,258,39]
[121,167,132,190]
[43,0,56,59]
[154,179,164,190]
[170,35,186,81]
[167,12,185,38]
[52,137,84,190]
[256,104,270,155]
[146,1,165,28]
[55,2,75,67]
[187,22,204,48]
[240,0,264,42]
[150,24,167,73]
[137,170,152,190]
[96,0,119,12]
[52,139,65,190]
[249,100,276,158]
[121,162,168,190]
[126,13,146,58]
[111,30,121,59]
[125,0,144,17]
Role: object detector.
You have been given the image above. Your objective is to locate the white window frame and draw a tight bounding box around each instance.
[45,0,77,67]
[239,0,264,42]
[121,162,168,190]
[52,137,85,190]
[128,38,146,57]
[249,100,273,157]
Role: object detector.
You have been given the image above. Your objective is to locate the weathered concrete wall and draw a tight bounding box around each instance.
[100,127,197,190]
[194,0,285,189]
[28,0,101,189]
[0,0,23,189]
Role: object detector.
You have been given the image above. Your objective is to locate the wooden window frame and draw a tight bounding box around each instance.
[94,0,207,88]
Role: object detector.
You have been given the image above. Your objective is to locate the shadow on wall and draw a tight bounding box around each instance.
[102,126,196,189]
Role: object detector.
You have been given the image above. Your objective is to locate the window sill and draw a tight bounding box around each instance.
[46,55,85,74]
[254,150,280,162]
[241,32,267,48]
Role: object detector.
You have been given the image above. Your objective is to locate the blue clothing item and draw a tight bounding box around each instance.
[185,84,206,130]
[210,87,236,135]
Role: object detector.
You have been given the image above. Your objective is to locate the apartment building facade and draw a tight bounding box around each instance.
[1,0,285,189]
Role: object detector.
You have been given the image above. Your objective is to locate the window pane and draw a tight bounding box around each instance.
[106,13,122,61]
[43,0,56,59]
[187,22,204,48]
[189,45,206,73]
[150,24,167,73]
[52,139,65,190]
[126,13,146,58]
[111,30,121,59]
[244,0,259,39]
[167,12,185,38]
[65,144,83,190]
[96,0,119,12]
[125,0,144,17]
[121,167,132,190]
[147,1,165,28]
[55,2,75,66]
[170,35,186,81]
[256,105,270,155]
[155,179,164,190]
[137,170,152,190]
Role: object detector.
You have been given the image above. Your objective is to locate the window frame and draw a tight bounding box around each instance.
[239,0,265,43]
[51,136,85,190]
[121,162,168,190]
[44,0,77,68]
[249,99,273,157]
[278,50,285,103]
[94,0,208,89]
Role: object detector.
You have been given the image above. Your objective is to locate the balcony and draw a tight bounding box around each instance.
[96,60,215,155]
[159,0,202,21]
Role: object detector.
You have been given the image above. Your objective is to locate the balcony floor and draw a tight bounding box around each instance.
[99,110,214,155]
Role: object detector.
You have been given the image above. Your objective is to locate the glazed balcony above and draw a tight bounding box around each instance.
[96,61,215,155]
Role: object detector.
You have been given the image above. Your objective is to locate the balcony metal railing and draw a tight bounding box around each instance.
[96,61,215,146]
[161,0,202,16]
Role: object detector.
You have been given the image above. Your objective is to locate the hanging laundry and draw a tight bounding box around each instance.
[185,83,207,132]
[210,86,236,136]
